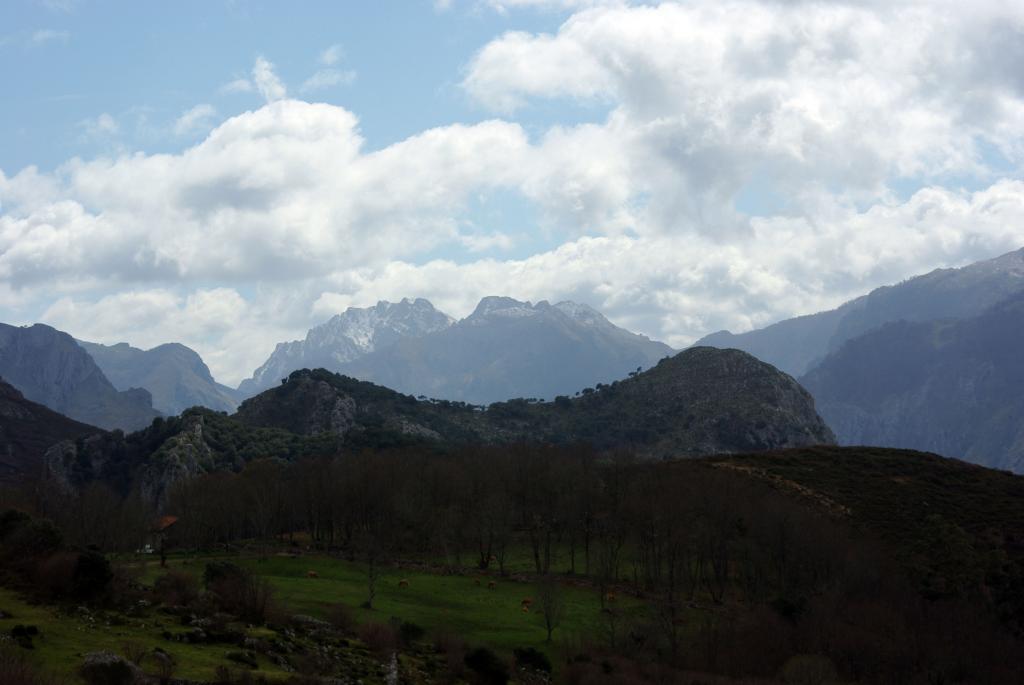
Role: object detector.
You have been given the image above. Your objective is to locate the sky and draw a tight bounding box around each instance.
[1,0,1023,386]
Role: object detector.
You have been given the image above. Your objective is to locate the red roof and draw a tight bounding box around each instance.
[154,515,178,532]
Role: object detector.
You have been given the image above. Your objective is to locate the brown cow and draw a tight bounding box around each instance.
[307,571,319,579]
[487,581,497,590]
[398,579,409,588]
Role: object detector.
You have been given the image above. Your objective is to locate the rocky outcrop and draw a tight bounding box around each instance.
[236,376,358,437]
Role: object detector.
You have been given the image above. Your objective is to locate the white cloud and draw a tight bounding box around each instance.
[319,44,344,66]
[5,2,1024,385]
[252,56,286,103]
[220,78,254,94]
[300,69,356,93]
[30,28,70,44]
[173,104,217,137]
[77,112,119,140]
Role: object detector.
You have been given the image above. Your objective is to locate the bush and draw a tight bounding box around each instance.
[395,619,425,647]
[514,646,552,674]
[0,648,64,685]
[72,551,112,601]
[204,562,274,624]
[153,570,200,607]
[357,621,398,657]
[79,651,138,685]
[326,603,356,633]
[464,647,510,685]
[433,630,467,679]
[36,553,77,599]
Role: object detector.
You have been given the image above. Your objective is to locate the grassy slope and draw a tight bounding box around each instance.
[0,586,290,682]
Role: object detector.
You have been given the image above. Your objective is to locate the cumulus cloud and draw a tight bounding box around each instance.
[252,56,286,102]
[464,0,1024,215]
[173,104,217,137]
[5,1,1024,384]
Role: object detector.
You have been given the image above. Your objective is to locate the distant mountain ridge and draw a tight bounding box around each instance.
[802,290,1024,473]
[696,247,1024,376]
[79,340,239,416]
[238,298,454,397]
[336,296,676,405]
[0,323,160,432]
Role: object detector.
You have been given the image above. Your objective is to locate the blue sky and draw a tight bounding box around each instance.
[1,2,588,170]
[1,0,1023,385]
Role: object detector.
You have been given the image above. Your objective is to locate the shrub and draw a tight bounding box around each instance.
[514,646,552,674]
[204,563,274,624]
[464,647,510,685]
[433,630,468,679]
[120,641,148,667]
[0,648,64,685]
[358,621,398,657]
[326,603,356,633]
[153,570,200,607]
[36,553,78,599]
[78,651,138,685]
[72,551,112,601]
[395,619,425,647]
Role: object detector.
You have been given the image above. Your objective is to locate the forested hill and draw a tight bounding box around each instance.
[42,346,833,505]
[236,346,835,457]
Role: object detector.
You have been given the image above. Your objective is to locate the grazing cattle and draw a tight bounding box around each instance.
[307,571,319,579]
[605,592,617,602]
[521,598,533,608]
[398,579,409,588]
[473,579,481,586]
[487,581,497,590]
[521,605,530,613]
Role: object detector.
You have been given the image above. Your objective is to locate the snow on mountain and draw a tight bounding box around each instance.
[238,298,454,397]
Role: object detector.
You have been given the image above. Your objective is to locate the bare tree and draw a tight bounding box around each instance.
[536,575,566,643]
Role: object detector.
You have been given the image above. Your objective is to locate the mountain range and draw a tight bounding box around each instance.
[696,247,1024,377]
[0,323,160,432]
[698,246,1024,472]
[802,290,1024,473]
[79,340,239,416]
[240,296,675,405]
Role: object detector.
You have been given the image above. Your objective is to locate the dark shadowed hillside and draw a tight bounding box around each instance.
[706,445,1024,633]
[0,378,103,484]
[238,346,834,457]
[0,323,161,431]
[800,291,1024,473]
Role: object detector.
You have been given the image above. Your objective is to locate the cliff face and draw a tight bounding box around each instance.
[0,323,160,431]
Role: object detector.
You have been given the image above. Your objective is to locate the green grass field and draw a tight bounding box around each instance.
[151,551,640,655]
[0,551,645,682]
[0,585,293,682]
